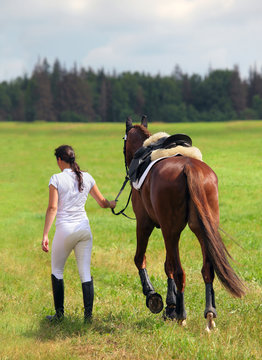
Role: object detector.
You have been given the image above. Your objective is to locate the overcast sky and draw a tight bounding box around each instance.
[1,0,261,81]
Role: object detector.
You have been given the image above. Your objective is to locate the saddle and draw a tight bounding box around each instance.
[129,133,192,184]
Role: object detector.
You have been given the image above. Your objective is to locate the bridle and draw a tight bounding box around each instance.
[111,132,135,220]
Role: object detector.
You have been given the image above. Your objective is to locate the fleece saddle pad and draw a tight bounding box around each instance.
[129,132,202,190]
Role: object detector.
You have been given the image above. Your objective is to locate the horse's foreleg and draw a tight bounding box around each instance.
[139,268,154,295]
[135,221,163,314]
[139,268,163,313]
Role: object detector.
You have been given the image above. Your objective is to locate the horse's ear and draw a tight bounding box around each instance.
[141,115,148,128]
[126,117,133,133]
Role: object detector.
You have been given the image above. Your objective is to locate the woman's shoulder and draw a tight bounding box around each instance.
[49,172,61,188]
[82,171,94,178]
[50,172,63,180]
[82,171,95,184]
[49,171,68,183]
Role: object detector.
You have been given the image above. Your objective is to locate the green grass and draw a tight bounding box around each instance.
[0,120,261,359]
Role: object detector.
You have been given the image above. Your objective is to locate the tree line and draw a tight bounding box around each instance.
[1,58,262,122]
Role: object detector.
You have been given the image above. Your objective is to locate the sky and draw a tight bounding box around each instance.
[1,0,262,82]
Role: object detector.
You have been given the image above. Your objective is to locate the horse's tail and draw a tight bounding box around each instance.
[184,162,245,298]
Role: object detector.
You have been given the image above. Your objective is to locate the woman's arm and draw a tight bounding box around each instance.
[89,184,116,209]
[42,185,58,252]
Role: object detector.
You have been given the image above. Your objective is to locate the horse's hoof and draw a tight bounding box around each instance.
[163,306,176,321]
[146,292,163,314]
[205,312,216,332]
[178,319,187,327]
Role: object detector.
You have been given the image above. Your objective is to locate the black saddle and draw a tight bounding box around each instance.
[129,133,192,184]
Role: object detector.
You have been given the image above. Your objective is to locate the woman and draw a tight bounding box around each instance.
[42,145,116,322]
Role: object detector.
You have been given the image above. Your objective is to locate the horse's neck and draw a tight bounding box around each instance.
[133,134,148,153]
[127,128,149,165]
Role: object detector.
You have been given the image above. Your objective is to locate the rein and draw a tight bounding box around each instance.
[111,134,136,220]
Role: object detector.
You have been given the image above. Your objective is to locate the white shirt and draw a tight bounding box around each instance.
[49,169,95,226]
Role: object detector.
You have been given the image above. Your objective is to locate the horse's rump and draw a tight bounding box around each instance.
[140,156,197,226]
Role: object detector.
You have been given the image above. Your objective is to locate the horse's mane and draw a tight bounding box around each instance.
[133,125,151,139]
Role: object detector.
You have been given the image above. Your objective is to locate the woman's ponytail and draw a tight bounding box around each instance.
[71,161,84,192]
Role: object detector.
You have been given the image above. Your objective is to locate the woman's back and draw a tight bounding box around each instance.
[49,169,95,225]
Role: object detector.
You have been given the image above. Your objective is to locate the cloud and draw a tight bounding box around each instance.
[0,0,262,81]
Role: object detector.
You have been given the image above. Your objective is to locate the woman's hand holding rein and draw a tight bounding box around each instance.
[105,199,117,209]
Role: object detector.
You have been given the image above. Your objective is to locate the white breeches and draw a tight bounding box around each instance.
[51,220,93,283]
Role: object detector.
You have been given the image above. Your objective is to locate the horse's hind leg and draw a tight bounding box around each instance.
[201,244,217,332]
[135,219,163,314]
[165,277,177,317]
[163,230,187,323]
[188,200,217,330]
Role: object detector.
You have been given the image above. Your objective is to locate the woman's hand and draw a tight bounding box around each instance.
[109,200,117,209]
[42,235,49,252]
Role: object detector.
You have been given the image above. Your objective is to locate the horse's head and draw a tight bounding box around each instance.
[125,116,151,167]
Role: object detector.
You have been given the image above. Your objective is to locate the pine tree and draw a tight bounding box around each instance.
[32,58,56,121]
[230,66,246,116]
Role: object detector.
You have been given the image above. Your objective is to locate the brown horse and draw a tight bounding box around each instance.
[123,116,245,330]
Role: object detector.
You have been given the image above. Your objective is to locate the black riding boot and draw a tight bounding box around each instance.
[46,274,64,322]
[82,278,94,322]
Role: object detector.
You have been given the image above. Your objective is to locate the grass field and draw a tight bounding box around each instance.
[0,120,261,360]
